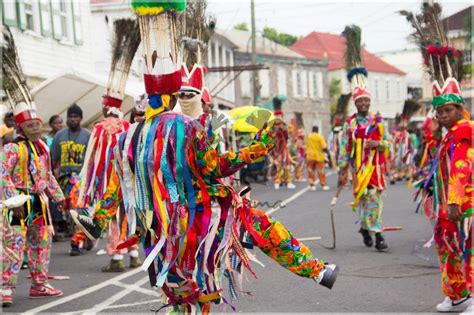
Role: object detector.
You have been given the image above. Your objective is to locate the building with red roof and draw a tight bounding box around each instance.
[291,32,407,119]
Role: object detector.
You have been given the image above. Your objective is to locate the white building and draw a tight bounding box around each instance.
[2,0,93,85]
[292,32,407,120]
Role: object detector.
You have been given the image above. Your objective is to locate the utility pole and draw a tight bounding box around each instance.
[250,0,259,105]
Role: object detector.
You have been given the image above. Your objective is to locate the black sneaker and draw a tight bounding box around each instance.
[359,228,373,247]
[69,245,82,256]
[314,264,339,290]
[70,210,102,241]
[375,232,388,251]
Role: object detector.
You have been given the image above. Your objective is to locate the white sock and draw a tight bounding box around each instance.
[113,254,124,260]
[129,250,139,258]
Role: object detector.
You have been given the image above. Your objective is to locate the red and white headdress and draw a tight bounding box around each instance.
[201,87,212,105]
[180,64,205,94]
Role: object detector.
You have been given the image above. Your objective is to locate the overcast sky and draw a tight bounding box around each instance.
[207,0,471,53]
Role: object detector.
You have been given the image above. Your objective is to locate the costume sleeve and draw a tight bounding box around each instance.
[47,166,65,202]
[337,121,350,169]
[1,143,20,200]
[93,170,122,229]
[195,129,273,178]
[447,139,472,215]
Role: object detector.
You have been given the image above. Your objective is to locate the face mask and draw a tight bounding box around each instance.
[179,94,203,118]
[20,120,42,142]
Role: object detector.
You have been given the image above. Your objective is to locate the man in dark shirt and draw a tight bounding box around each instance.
[51,104,91,256]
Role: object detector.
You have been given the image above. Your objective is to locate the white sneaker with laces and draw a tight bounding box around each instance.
[287,183,296,189]
[436,295,471,312]
[322,185,330,191]
[274,183,280,190]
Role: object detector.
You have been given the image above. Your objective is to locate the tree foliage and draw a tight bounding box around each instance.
[234,22,249,31]
[262,27,298,47]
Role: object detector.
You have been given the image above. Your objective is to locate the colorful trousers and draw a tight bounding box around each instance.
[294,158,305,182]
[434,219,473,301]
[307,160,327,187]
[59,174,87,247]
[2,223,52,290]
[106,218,139,256]
[273,157,292,185]
[252,208,325,278]
[358,188,383,233]
[93,194,324,279]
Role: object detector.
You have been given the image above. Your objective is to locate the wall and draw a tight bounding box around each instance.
[206,36,235,106]
[3,0,93,83]
[234,52,330,136]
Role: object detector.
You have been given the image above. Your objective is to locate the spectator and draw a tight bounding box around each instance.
[1,112,16,144]
[51,104,91,255]
[45,115,63,148]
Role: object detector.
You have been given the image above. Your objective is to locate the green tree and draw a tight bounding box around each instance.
[262,26,298,47]
[234,22,249,31]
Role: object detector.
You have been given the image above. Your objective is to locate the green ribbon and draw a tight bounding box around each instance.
[432,94,464,108]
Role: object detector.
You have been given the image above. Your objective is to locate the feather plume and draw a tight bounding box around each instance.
[399,2,463,84]
[342,25,362,71]
[181,0,216,66]
[402,99,421,119]
[2,26,33,110]
[106,18,141,100]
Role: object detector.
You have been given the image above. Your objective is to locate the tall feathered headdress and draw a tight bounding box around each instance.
[102,18,141,110]
[400,2,464,108]
[131,0,186,119]
[343,24,370,102]
[2,26,40,124]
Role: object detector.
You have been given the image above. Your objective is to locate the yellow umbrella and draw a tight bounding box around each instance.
[229,105,274,133]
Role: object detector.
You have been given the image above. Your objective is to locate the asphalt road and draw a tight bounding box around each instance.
[5,174,443,313]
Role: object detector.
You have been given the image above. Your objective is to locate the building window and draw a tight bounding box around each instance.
[59,1,69,38]
[240,71,251,98]
[24,0,35,31]
[374,79,379,100]
[309,72,317,98]
[396,81,401,100]
[386,80,390,100]
[277,67,287,96]
[259,69,270,98]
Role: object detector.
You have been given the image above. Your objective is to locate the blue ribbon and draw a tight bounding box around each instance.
[161,121,179,203]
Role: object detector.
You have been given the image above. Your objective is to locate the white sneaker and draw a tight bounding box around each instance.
[287,183,296,189]
[310,186,316,191]
[461,301,473,315]
[436,295,471,312]
[322,185,330,191]
[274,183,280,190]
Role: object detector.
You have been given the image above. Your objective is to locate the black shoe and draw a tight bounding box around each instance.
[69,245,82,256]
[84,237,94,251]
[359,228,373,247]
[70,210,102,241]
[315,264,339,290]
[375,233,388,251]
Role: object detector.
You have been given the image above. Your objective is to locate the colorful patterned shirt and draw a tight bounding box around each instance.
[1,137,64,202]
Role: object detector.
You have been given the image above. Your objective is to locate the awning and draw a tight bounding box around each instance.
[31,70,144,128]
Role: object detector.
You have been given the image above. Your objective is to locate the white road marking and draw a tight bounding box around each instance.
[22,267,143,314]
[297,236,322,241]
[114,280,162,297]
[82,277,151,314]
[100,299,158,310]
[266,171,335,216]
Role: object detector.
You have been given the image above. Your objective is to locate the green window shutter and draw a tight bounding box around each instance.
[50,0,62,40]
[39,0,52,37]
[3,0,18,27]
[71,0,82,45]
[17,0,27,30]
